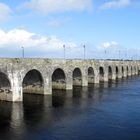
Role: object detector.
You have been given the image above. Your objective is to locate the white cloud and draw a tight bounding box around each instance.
[100,0,131,10]
[0,3,12,22]
[99,41,119,49]
[47,17,72,28]
[22,0,93,15]
[0,28,76,52]
[0,30,136,59]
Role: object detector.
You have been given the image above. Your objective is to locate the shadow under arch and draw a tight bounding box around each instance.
[131,66,133,75]
[99,66,104,82]
[73,68,82,86]
[122,66,124,77]
[88,67,95,84]
[0,72,12,101]
[22,69,44,94]
[52,68,66,90]
[138,67,140,75]
[116,66,119,79]
[126,66,129,76]
[108,66,112,81]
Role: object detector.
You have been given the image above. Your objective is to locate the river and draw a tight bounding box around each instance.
[0,76,140,140]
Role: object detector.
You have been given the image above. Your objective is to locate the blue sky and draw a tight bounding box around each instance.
[0,0,139,59]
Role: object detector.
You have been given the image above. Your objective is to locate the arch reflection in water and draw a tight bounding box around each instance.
[23,94,45,126]
[0,102,12,138]
[52,90,66,107]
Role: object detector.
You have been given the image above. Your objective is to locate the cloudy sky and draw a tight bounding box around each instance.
[0,0,139,59]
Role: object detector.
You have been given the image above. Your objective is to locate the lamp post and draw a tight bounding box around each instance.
[83,44,85,59]
[21,46,24,58]
[119,50,120,60]
[124,51,127,60]
[104,49,107,59]
[63,44,65,59]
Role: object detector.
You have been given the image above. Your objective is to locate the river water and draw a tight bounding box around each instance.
[0,76,140,140]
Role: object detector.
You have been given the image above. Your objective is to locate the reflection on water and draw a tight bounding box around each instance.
[52,90,66,107]
[0,76,140,140]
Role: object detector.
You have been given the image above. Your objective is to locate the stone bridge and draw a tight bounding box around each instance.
[0,58,139,102]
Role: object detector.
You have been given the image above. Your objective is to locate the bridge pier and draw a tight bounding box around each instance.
[104,72,109,82]
[11,72,23,102]
[128,67,131,76]
[135,68,138,75]
[66,73,73,90]
[118,74,122,79]
[44,76,52,95]
[117,67,122,79]
[129,69,131,76]
[94,74,100,83]
[111,66,117,80]
[132,72,135,76]
[112,74,116,80]
[132,67,135,75]
[82,74,88,87]
[66,82,73,90]
[135,67,138,75]
[123,72,127,78]
[104,67,110,82]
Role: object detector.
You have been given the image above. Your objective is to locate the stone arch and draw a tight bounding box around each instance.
[0,72,11,88]
[99,66,104,82]
[88,67,95,84]
[136,66,139,74]
[132,66,135,75]
[116,66,119,78]
[22,69,44,94]
[131,66,133,75]
[52,68,66,90]
[136,66,138,74]
[73,67,82,86]
[0,72,12,96]
[126,66,129,76]
[108,66,112,80]
[122,66,124,77]
[138,66,140,75]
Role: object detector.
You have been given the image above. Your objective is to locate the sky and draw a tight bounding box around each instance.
[0,0,140,59]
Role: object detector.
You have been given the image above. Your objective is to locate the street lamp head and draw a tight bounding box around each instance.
[83,45,85,48]
[21,46,24,58]
[63,44,66,59]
